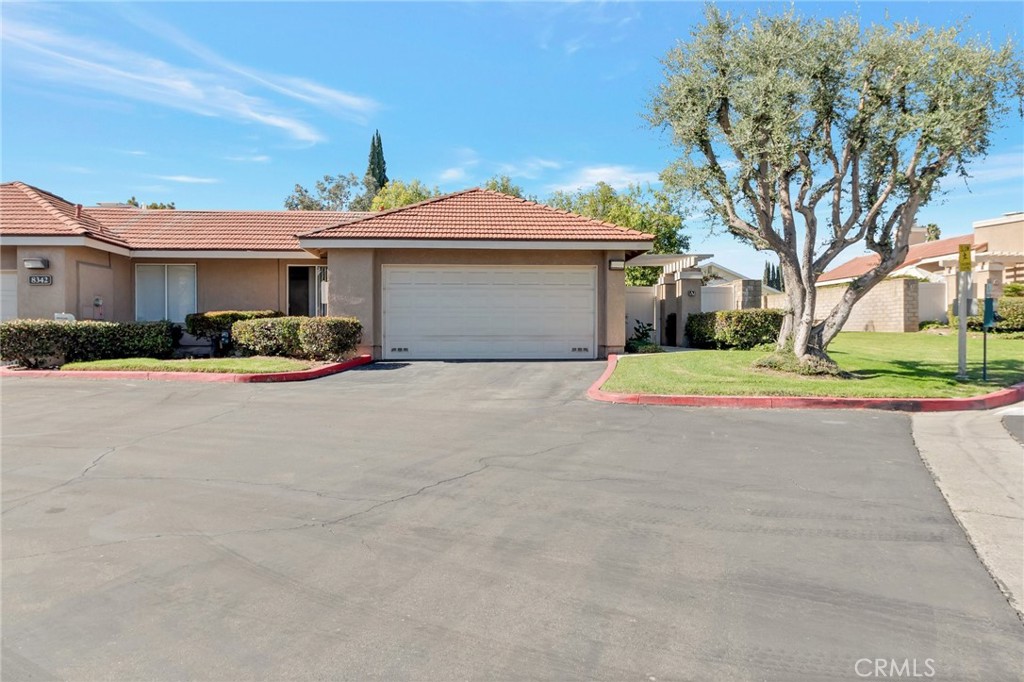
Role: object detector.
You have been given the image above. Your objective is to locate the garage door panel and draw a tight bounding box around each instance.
[384,266,596,360]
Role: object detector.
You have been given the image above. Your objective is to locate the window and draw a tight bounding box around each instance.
[136,264,196,322]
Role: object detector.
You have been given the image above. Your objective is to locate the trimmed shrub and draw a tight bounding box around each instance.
[1003,282,1024,297]
[996,297,1024,331]
[948,297,1024,332]
[0,319,176,368]
[298,317,362,361]
[684,312,718,349]
[232,317,304,357]
[685,309,784,349]
[185,310,282,341]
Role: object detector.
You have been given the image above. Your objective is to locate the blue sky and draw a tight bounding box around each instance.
[3,1,1022,277]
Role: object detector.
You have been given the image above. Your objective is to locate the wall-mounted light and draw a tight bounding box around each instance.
[608,259,625,271]
[687,290,697,297]
[23,258,49,270]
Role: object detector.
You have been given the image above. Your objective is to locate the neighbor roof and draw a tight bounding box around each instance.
[84,207,371,252]
[818,234,976,283]
[302,188,655,242]
[0,181,128,248]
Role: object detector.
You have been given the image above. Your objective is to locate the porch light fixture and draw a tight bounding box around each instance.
[608,259,625,271]
[23,258,49,270]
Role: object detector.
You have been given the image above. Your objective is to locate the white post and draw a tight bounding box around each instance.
[956,269,970,380]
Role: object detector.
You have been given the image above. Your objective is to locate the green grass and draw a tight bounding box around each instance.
[602,332,1023,398]
[61,356,315,374]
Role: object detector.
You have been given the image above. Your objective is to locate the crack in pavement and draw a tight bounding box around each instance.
[2,391,260,515]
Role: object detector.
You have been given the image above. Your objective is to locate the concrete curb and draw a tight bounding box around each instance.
[0,355,373,384]
[587,354,1024,412]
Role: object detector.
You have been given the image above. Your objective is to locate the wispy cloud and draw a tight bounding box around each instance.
[961,150,1024,184]
[550,165,660,192]
[122,150,147,156]
[437,147,481,184]
[224,154,271,163]
[156,175,221,184]
[440,167,468,182]
[497,157,562,180]
[1,10,379,145]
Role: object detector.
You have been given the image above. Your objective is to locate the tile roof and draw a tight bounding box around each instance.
[1,181,128,248]
[84,207,371,251]
[302,188,655,242]
[818,234,976,282]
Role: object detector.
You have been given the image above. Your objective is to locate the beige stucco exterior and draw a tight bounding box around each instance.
[4,241,630,358]
[325,247,627,358]
[2,244,325,322]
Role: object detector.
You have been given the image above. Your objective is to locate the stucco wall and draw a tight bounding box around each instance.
[975,215,1024,283]
[131,257,324,319]
[325,248,624,358]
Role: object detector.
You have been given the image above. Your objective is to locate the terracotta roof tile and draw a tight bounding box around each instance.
[84,207,371,251]
[819,234,976,282]
[1,181,128,248]
[302,188,655,242]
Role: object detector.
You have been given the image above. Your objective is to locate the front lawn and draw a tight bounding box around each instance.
[60,357,315,374]
[602,332,1023,398]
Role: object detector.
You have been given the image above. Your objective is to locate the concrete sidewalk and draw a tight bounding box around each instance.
[914,403,1024,616]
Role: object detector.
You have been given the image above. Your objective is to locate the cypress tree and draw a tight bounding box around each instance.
[368,130,387,190]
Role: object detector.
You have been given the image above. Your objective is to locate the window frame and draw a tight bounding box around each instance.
[134,263,197,322]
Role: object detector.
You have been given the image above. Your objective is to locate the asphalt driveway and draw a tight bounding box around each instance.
[3,362,1021,680]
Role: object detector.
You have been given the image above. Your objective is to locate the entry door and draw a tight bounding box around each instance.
[383,265,597,360]
[288,266,327,316]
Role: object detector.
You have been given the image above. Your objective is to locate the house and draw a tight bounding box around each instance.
[0,181,654,359]
[800,215,1024,332]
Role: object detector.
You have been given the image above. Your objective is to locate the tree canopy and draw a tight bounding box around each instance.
[370,179,442,211]
[547,182,690,286]
[649,6,1022,366]
[484,175,536,201]
[284,173,359,211]
[127,196,175,210]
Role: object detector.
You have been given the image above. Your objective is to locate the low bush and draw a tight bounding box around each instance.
[632,343,664,354]
[232,317,305,357]
[686,309,785,349]
[948,296,1024,333]
[185,310,282,345]
[231,316,362,360]
[0,319,176,368]
[298,317,362,361]
[1003,282,1024,297]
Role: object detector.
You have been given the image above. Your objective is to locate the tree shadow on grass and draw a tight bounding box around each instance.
[848,357,1023,385]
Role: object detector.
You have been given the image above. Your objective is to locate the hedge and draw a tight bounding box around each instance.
[685,309,785,349]
[231,317,305,358]
[948,297,1024,333]
[231,316,362,360]
[185,310,282,341]
[0,319,176,368]
[297,317,362,361]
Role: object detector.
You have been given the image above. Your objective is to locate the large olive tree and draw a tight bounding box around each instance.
[649,7,1021,367]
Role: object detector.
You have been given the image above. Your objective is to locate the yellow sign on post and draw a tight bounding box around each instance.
[959,244,972,272]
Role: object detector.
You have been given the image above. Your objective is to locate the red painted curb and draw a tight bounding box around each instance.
[587,354,1024,412]
[0,355,373,384]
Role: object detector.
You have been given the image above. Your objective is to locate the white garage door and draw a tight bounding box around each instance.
[383,266,597,360]
[0,272,16,321]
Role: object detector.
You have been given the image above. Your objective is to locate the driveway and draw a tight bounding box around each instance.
[3,362,1021,680]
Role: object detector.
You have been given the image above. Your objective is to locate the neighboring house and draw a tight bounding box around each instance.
[0,182,653,359]
[794,214,1024,332]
